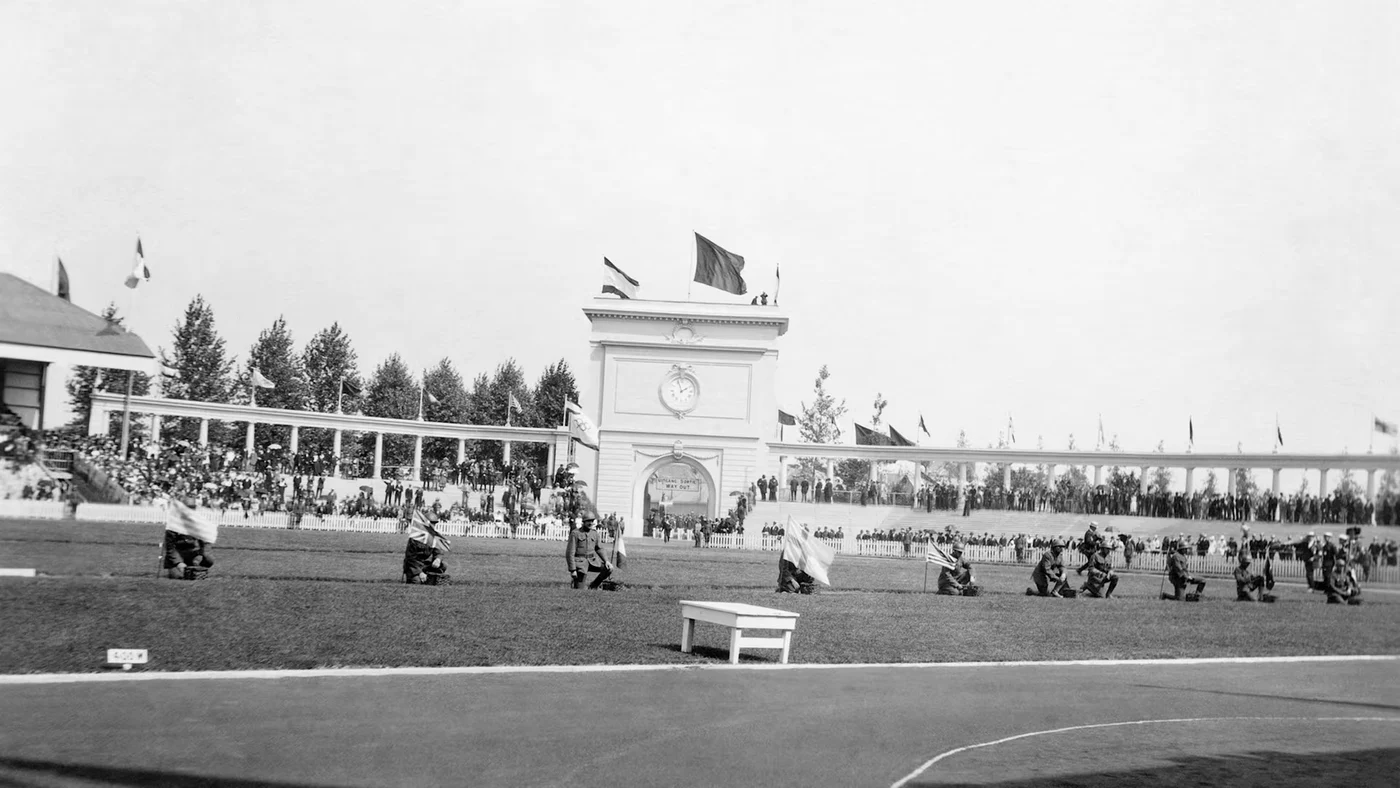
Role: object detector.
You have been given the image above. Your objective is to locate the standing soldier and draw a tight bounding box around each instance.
[1027,539,1073,597]
[565,516,613,589]
[1164,542,1207,601]
[1294,531,1319,589]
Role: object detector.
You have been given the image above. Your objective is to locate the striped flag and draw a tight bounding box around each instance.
[166,499,218,544]
[925,543,956,570]
[781,517,834,586]
[408,510,451,552]
[614,531,627,568]
[601,258,639,299]
[124,238,150,289]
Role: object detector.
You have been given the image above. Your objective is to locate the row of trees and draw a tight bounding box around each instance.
[68,296,579,472]
[792,365,1398,498]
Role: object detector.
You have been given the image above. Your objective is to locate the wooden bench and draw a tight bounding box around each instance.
[679,601,800,664]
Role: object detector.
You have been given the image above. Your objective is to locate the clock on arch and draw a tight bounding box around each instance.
[659,365,700,418]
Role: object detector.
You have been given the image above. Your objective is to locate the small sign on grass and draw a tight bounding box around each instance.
[106,649,148,670]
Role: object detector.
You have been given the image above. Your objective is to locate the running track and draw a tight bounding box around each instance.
[1,656,1397,787]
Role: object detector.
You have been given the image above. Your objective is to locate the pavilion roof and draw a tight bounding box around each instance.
[0,273,154,360]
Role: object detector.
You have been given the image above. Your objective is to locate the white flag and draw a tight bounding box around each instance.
[251,368,275,389]
[566,401,600,450]
[166,499,218,544]
[781,517,834,586]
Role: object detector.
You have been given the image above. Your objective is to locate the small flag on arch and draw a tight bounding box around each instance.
[509,392,523,413]
[1377,417,1398,437]
[426,390,440,405]
[124,238,150,289]
[601,258,639,299]
[854,423,893,446]
[341,378,362,397]
[918,414,930,437]
[251,368,275,389]
[889,426,915,447]
[777,409,797,426]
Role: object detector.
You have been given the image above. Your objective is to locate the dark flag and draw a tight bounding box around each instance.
[56,257,71,302]
[777,409,797,426]
[854,423,893,446]
[1276,417,1283,448]
[341,378,362,397]
[1376,417,1398,437]
[889,426,915,447]
[918,414,930,437]
[693,232,747,295]
[1189,418,1194,447]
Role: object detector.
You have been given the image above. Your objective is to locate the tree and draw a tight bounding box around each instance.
[1335,469,1363,499]
[1233,467,1260,501]
[302,322,362,414]
[870,393,888,428]
[794,365,847,482]
[532,360,578,431]
[1381,446,1400,496]
[462,360,531,467]
[422,358,470,466]
[359,354,419,473]
[1150,440,1174,492]
[1202,469,1219,498]
[236,317,309,451]
[300,321,364,464]
[66,303,153,437]
[159,295,236,444]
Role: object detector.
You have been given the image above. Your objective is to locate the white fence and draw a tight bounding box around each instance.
[0,500,67,520]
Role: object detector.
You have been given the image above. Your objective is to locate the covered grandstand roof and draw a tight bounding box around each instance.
[0,272,155,371]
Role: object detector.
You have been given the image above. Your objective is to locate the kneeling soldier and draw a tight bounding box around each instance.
[566,516,614,589]
[1164,543,1206,601]
[938,542,979,596]
[1028,539,1073,597]
[163,530,213,580]
[1234,554,1268,601]
[1323,560,1362,605]
[1079,541,1119,599]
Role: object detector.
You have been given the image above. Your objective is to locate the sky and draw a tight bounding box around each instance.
[2,1,1398,489]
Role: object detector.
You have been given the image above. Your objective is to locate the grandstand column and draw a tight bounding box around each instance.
[1003,464,1010,489]
[1140,467,1149,494]
[412,435,423,485]
[457,438,466,465]
[1185,467,1195,494]
[1227,469,1236,496]
[244,419,255,465]
[956,463,967,512]
[1271,468,1281,495]
[1046,463,1056,489]
[373,433,383,479]
[1093,465,1102,486]
[86,402,106,436]
[198,418,209,448]
[331,429,342,477]
[1367,469,1377,501]
[289,425,299,455]
[1319,468,1328,496]
[149,415,161,456]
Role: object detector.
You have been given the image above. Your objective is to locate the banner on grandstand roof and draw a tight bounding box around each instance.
[693,233,747,296]
[854,423,893,446]
[888,426,915,447]
[601,258,639,299]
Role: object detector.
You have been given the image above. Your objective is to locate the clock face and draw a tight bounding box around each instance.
[662,375,699,413]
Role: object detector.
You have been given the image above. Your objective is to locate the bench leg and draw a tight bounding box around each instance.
[681,618,695,654]
[780,631,792,664]
[729,628,743,664]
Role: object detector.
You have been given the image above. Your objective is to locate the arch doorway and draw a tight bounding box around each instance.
[639,458,715,534]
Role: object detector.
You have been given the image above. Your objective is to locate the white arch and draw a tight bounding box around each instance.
[633,453,719,529]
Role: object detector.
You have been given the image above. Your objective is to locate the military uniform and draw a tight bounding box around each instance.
[1028,544,1071,597]
[1233,556,1266,601]
[402,539,449,585]
[937,548,978,596]
[1079,547,1118,598]
[163,530,213,580]
[1165,546,1206,600]
[1323,561,1361,605]
[565,521,612,589]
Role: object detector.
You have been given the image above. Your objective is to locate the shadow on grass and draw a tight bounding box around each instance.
[911,746,1400,787]
[0,757,344,788]
[1132,683,1400,713]
[650,642,784,664]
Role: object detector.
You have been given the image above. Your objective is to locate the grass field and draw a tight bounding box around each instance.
[1,518,1397,674]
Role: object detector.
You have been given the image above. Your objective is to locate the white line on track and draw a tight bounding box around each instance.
[0,653,1394,685]
[888,716,1400,788]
